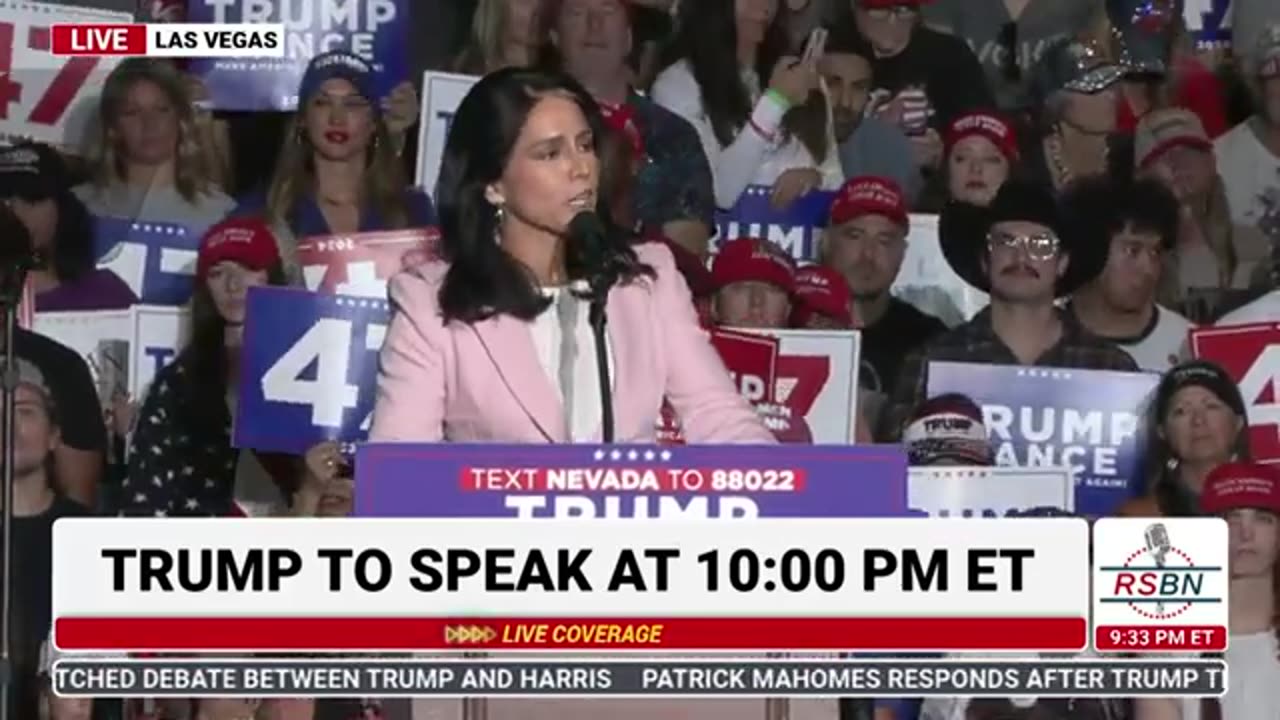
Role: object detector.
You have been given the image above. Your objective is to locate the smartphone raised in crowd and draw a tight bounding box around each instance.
[801,27,828,64]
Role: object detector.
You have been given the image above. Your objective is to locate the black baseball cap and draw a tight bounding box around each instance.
[0,142,67,200]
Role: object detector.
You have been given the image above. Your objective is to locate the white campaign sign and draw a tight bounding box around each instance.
[413,70,479,195]
[893,213,988,328]
[733,328,860,444]
[0,0,131,145]
[35,305,189,398]
[908,466,1076,518]
[129,305,188,396]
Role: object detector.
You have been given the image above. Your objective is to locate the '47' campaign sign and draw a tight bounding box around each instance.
[1191,322,1280,463]
[93,217,201,305]
[0,1,130,144]
[235,286,389,454]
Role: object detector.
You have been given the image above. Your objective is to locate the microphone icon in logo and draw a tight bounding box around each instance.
[1144,523,1172,614]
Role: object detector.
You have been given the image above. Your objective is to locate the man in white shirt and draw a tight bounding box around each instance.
[1065,175,1194,372]
[1214,24,1280,241]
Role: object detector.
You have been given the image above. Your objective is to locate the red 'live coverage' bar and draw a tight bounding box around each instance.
[55,617,1087,651]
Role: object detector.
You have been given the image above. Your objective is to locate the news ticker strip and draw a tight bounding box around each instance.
[52,659,1224,698]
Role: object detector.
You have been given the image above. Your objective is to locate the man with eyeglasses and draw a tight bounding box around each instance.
[881,179,1138,439]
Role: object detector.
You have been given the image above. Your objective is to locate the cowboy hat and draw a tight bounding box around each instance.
[939,179,1103,297]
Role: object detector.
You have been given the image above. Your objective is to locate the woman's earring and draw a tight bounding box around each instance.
[495,205,505,224]
[1165,457,1179,472]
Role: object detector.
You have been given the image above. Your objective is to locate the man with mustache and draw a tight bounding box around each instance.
[883,180,1138,438]
[819,26,919,201]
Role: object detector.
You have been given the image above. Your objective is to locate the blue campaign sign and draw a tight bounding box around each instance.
[93,216,200,305]
[714,185,836,261]
[235,286,389,454]
[927,362,1160,516]
[355,443,913,519]
[1184,0,1231,49]
[186,0,408,111]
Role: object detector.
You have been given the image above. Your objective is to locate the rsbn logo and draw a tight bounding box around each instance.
[1097,522,1224,620]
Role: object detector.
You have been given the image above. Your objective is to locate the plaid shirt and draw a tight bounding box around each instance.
[882,307,1140,439]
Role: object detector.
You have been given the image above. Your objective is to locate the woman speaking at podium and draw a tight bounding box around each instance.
[369,68,773,444]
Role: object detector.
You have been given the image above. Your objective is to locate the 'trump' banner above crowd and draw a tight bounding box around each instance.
[355,444,911,518]
[927,362,1160,515]
[186,0,408,110]
[236,286,388,454]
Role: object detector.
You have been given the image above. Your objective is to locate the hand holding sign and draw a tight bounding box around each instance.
[296,227,439,298]
[236,287,390,454]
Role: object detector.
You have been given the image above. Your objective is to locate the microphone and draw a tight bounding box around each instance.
[1144,523,1171,614]
[568,211,610,295]
[1144,523,1171,567]
[566,211,615,444]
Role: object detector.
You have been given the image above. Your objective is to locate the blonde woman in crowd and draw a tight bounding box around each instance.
[74,58,234,233]
[237,51,435,279]
[454,0,548,74]
[1133,108,1269,317]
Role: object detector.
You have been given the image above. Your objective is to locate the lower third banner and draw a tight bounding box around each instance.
[235,286,389,454]
[926,362,1159,515]
[354,444,909,518]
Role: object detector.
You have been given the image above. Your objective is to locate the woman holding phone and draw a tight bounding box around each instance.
[651,0,842,210]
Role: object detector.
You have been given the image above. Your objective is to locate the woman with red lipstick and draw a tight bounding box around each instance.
[238,51,436,279]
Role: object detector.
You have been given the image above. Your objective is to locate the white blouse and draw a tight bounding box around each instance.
[1179,630,1280,720]
[651,60,844,209]
[531,286,616,442]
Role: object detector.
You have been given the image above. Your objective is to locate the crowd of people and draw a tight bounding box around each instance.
[5,0,1280,717]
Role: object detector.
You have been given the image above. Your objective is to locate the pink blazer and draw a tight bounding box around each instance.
[369,242,774,444]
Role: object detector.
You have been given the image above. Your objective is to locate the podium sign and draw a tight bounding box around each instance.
[355,444,910,519]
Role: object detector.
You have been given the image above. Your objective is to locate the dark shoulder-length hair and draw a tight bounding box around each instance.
[47,183,96,284]
[435,66,653,325]
[662,0,788,149]
[178,263,287,432]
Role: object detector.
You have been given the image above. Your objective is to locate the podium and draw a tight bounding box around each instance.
[355,443,909,720]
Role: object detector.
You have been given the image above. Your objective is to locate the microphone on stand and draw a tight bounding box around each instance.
[0,224,36,720]
[568,211,615,444]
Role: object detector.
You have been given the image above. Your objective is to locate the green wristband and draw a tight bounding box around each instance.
[764,89,792,111]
